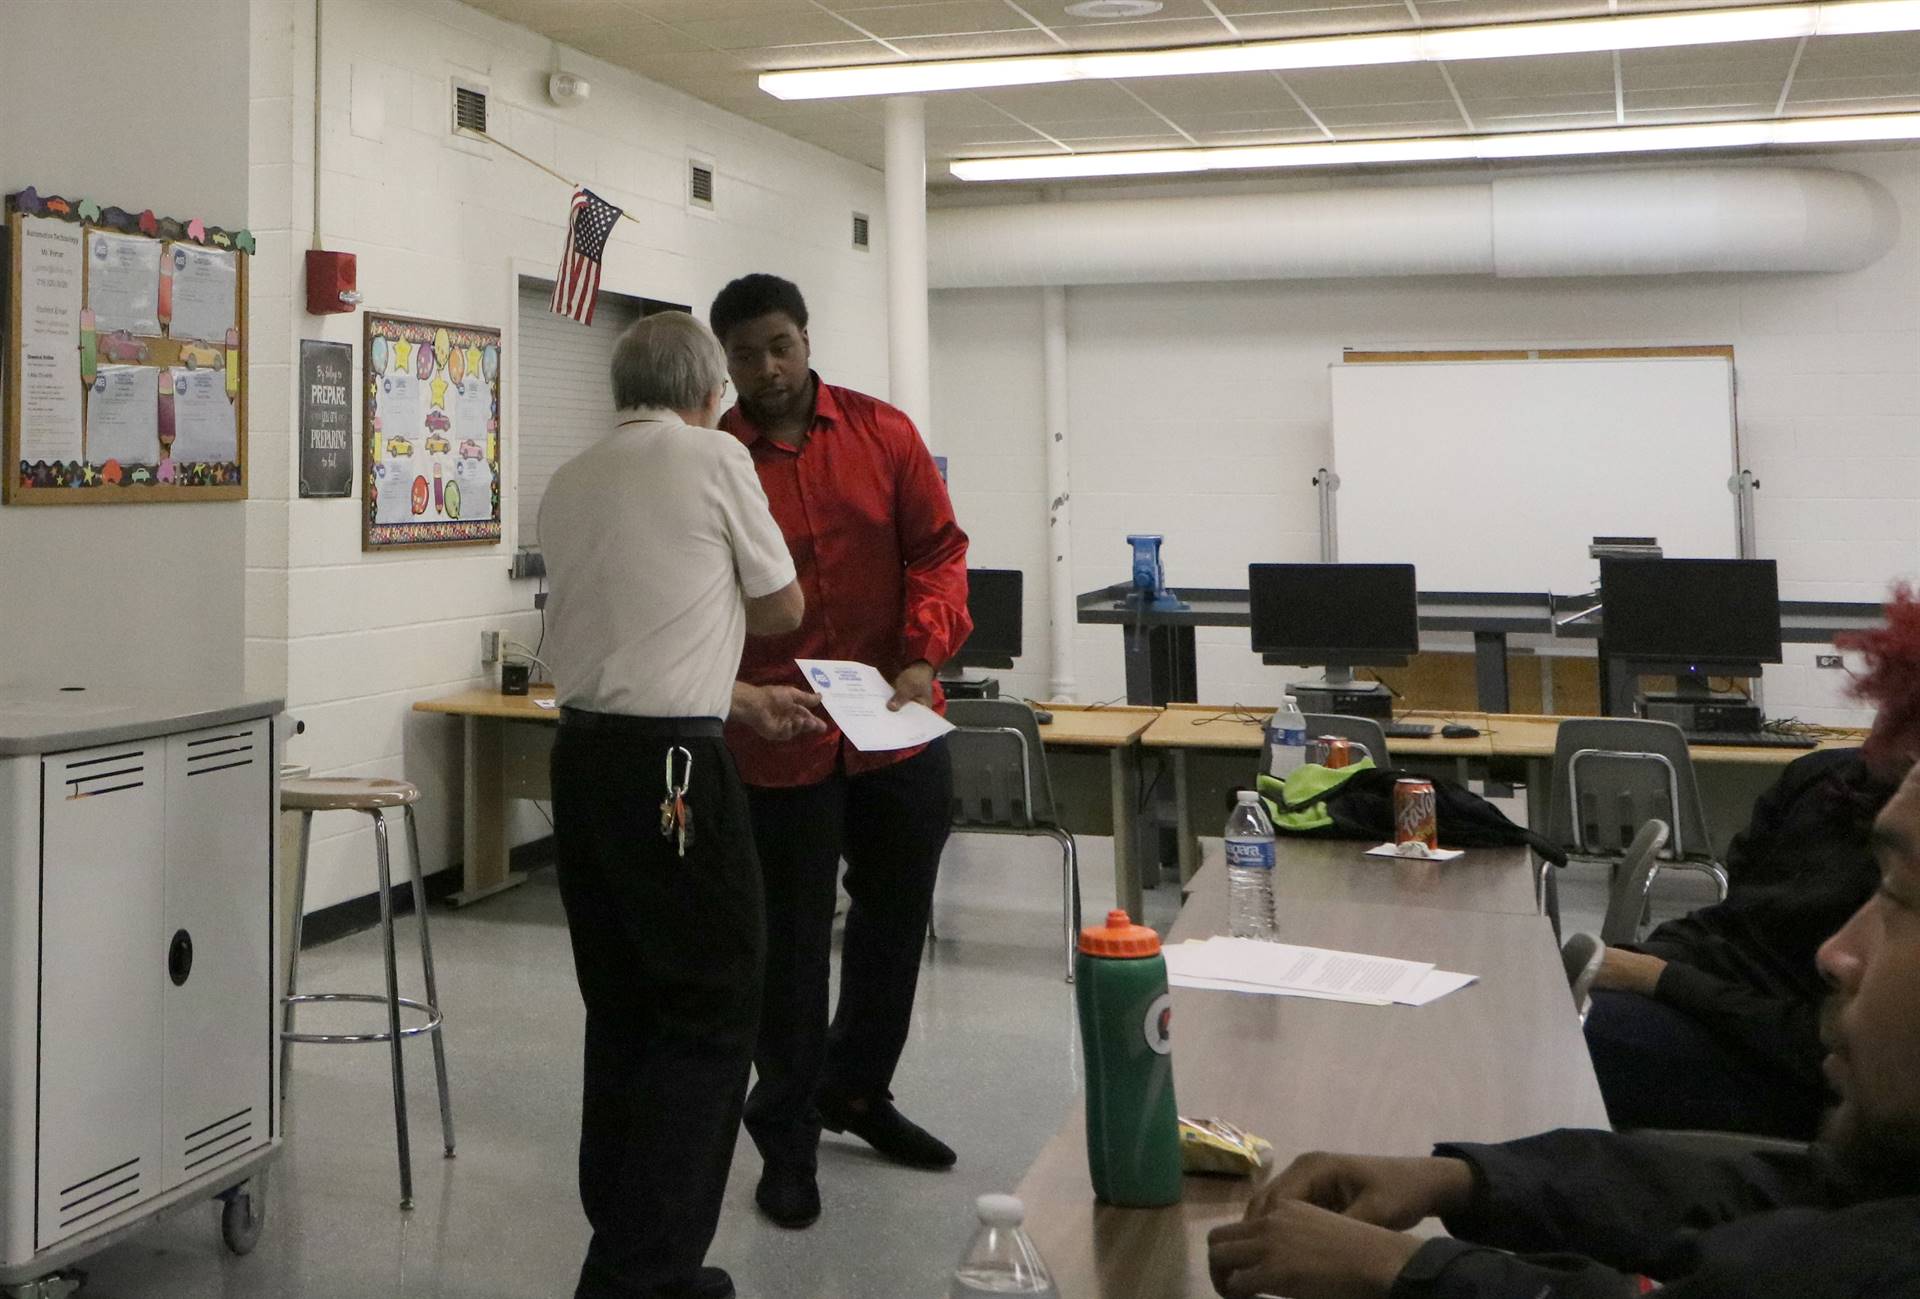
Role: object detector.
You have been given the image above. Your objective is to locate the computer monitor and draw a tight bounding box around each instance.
[1598,557,1782,683]
[951,569,1023,671]
[1248,563,1420,694]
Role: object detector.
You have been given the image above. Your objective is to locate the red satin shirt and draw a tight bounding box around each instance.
[722,376,972,788]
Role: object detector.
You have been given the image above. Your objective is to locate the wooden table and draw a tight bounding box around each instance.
[413,686,560,905]
[1016,847,1608,1298]
[412,690,1162,913]
[1143,707,1493,882]
[1035,704,1160,919]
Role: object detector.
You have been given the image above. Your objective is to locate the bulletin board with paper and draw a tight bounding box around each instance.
[363,312,502,550]
[3,187,251,504]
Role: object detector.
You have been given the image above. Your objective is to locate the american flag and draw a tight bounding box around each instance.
[550,188,622,324]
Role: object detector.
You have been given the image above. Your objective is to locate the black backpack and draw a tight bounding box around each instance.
[1269,767,1565,866]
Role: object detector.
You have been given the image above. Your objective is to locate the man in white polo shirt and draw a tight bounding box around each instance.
[539,310,822,1299]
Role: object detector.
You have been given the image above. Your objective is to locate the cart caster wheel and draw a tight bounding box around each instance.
[219,1181,265,1255]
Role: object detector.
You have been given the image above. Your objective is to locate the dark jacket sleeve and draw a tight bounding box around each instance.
[1390,1236,1650,1299]
[1431,1130,1833,1271]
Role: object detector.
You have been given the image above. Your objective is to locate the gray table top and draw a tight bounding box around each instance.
[1015,848,1605,1298]
[0,685,283,756]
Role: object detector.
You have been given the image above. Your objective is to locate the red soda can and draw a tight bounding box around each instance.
[1324,737,1353,769]
[1306,736,1332,766]
[1394,778,1438,850]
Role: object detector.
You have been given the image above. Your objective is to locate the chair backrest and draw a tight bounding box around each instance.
[944,698,1057,830]
[1547,717,1713,860]
[1600,818,1671,946]
[1560,930,1603,1018]
[1303,713,1391,767]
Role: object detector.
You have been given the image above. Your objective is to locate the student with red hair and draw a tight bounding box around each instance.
[1581,584,1920,1137]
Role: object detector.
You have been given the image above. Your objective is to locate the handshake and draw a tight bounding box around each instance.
[1208,1152,1474,1299]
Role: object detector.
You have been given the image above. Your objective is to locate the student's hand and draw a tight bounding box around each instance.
[888,660,936,711]
[1248,1152,1475,1230]
[1209,1201,1422,1299]
[1592,947,1667,996]
[733,684,827,742]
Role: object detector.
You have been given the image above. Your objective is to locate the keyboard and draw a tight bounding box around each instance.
[1683,730,1819,750]
[1385,721,1436,739]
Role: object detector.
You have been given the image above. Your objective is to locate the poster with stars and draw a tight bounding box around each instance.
[362,312,502,550]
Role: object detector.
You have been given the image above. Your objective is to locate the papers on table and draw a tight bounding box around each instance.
[1164,936,1476,1008]
[795,659,957,753]
[86,366,161,465]
[87,230,162,335]
[167,243,238,342]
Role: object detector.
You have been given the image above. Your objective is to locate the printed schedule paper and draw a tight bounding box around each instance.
[794,659,956,753]
[1162,936,1458,1007]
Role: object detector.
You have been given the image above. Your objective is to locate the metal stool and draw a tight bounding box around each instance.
[281,777,454,1209]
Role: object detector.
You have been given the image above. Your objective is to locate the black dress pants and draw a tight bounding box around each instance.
[743,739,952,1169]
[551,722,765,1299]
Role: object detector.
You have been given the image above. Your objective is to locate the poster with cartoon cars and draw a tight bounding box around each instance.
[363,312,501,549]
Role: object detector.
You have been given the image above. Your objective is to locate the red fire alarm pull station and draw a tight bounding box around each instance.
[305,249,361,314]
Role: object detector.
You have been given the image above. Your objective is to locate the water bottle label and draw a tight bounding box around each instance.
[1142,992,1172,1055]
[1225,838,1276,871]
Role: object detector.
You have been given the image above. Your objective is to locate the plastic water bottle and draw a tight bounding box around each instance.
[1225,790,1277,940]
[1264,694,1308,780]
[951,1194,1059,1298]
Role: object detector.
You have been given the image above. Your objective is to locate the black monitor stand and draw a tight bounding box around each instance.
[1280,663,1394,721]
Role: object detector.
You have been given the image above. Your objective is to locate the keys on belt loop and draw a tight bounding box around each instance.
[659,745,694,857]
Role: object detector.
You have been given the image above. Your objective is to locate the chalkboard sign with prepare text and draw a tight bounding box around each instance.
[299,339,355,498]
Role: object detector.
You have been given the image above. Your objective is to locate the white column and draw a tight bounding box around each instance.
[883,96,932,436]
[1043,284,1078,702]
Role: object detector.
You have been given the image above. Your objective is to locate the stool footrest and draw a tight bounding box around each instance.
[282,992,444,1045]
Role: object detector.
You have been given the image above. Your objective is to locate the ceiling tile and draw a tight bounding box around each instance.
[1787,77,1920,110]
[1409,0,1600,22]
[979,79,1161,120]
[1442,51,1613,97]
[884,29,1069,56]
[1222,7,1416,38]
[1469,94,1618,121]
[1051,17,1240,48]
[1794,31,1920,79]
[1284,61,1456,107]
[831,1,1040,40]
[1128,70,1316,113]
[754,40,903,68]
[659,11,873,50]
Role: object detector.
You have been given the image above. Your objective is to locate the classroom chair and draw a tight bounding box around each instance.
[943,698,1083,983]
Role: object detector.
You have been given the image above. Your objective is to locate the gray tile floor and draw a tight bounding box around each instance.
[66,833,1180,1299]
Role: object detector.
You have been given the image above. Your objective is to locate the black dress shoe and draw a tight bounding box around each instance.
[755,1163,821,1229]
[819,1095,956,1170]
[663,1267,734,1299]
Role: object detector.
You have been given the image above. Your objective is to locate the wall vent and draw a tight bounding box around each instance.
[688,159,715,210]
[453,82,488,135]
[852,212,871,250]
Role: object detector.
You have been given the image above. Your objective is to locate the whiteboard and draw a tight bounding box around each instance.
[1329,357,1739,595]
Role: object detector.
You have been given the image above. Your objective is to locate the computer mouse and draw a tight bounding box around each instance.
[1442,723,1480,739]
[1032,708,1055,725]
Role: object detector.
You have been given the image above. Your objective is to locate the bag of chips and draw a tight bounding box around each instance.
[1178,1116,1272,1177]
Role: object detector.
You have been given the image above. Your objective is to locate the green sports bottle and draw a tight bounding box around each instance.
[1075,909,1181,1207]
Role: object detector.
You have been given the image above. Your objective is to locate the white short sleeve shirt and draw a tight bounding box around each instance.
[539,408,796,719]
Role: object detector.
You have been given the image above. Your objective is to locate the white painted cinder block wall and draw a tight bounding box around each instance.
[933,150,1920,728]
[0,0,251,692]
[250,0,889,911]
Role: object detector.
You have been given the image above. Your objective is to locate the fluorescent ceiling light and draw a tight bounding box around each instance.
[759,0,1920,100]
[946,113,1920,180]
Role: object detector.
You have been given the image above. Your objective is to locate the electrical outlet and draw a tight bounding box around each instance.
[481,630,501,664]
[1816,654,1845,670]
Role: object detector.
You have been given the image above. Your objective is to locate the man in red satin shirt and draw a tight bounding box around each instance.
[711,274,972,1232]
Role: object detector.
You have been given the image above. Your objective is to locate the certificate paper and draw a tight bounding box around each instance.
[86,365,161,465]
[170,367,239,462]
[167,243,237,341]
[795,659,957,753]
[87,230,162,335]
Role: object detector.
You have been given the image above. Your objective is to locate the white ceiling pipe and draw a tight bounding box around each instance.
[927,167,1896,288]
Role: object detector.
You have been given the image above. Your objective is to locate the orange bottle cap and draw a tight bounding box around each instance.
[1078,908,1162,958]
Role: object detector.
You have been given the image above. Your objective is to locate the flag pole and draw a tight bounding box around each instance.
[456,127,635,220]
